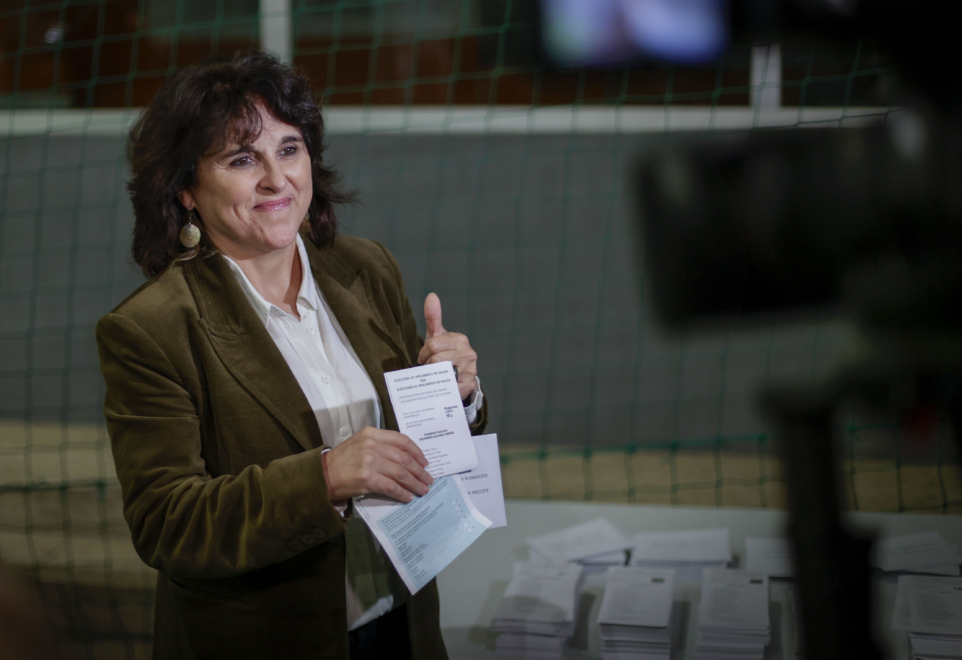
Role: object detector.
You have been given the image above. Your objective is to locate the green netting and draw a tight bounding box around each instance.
[0,0,959,657]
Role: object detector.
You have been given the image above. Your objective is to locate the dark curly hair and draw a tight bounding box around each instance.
[127,51,352,277]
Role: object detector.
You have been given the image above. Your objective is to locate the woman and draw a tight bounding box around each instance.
[96,52,486,660]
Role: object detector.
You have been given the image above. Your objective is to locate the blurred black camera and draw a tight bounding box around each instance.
[640,117,962,332]
[540,2,962,658]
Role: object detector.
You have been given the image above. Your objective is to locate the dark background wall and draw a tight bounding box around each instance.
[0,130,853,449]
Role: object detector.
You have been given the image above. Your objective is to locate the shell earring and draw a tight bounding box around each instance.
[180,211,201,248]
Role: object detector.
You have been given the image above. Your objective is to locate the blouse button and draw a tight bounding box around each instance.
[307,327,315,335]
[322,375,331,384]
[339,427,350,438]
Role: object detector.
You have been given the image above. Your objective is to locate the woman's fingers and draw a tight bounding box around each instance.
[417,294,480,399]
[418,343,478,399]
[375,440,433,490]
[323,428,435,502]
[423,293,445,339]
[377,431,431,469]
[422,348,477,374]
[417,332,472,366]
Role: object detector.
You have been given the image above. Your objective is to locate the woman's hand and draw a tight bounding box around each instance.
[321,427,434,503]
[417,293,478,400]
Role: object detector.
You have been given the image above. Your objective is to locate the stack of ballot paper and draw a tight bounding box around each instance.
[789,588,805,659]
[892,574,962,659]
[695,569,771,660]
[630,528,732,577]
[492,561,584,657]
[874,531,961,575]
[745,538,795,577]
[596,567,676,660]
[527,518,632,570]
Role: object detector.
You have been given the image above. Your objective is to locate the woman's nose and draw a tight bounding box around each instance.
[258,158,287,193]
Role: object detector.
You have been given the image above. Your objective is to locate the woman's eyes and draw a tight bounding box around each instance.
[228,146,299,168]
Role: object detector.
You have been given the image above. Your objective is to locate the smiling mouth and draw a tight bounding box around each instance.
[255,198,292,211]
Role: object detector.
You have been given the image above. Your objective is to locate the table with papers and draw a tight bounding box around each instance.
[892,574,962,659]
[436,500,962,659]
[492,561,585,655]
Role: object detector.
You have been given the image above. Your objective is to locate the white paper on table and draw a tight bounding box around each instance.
[384,361,478,477]
[909,635,962,657]
[526,518,632,563]
[528,544,554,562]
[631,528,732,564]
[493,561,584,625]
[744,538,795,577]
[874,532,959,573]
[528,548,626,566]
[910,564,962,576]
[457,433,506,528]
[495,633,567,651]
[580,549,628,565]
[628,560,726,579]
[894,574,962,635]
[789,588,805,652]
[354,474,491,594]
[698,569,770,632]
[597,566,675,629]
[892,576,911,630]
[910,544,962,576]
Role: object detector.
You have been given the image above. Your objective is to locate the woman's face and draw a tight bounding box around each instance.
[178,104,312,261]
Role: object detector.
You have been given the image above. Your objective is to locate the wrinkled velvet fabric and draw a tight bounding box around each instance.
[97,234,487,660]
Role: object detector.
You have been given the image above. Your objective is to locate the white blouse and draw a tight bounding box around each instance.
[223,234,480,630]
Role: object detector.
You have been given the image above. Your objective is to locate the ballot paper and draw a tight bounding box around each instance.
[892,575,962,659]
[492,560,584,655]
[911,636,962,659]
[494,632,567,657]
[631,528,732,578]
[874,531,962,575]
[745,538,795,578]
[892,575,911,630]
[580,549,630,571]
[529,546,627,573]
[598,567,675,630]
[355,474,491,594]
[457,434,507,528]
[528,545,628,570]
[695,569,771,660]
[698,569,770,632]
[789,589,805,659]
[892,575,962,634]
[598,566,676,660]
[526,518,632,563]
[384,361,478,477]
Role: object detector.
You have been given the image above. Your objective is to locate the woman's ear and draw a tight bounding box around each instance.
[177,190,195,211]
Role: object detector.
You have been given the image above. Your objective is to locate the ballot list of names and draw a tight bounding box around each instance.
[356,474,491,594]
[893,574,962,659]
[384,362,478,478]
[695,569,771,660]
[597,566,677,660]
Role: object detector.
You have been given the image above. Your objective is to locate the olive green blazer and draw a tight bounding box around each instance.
[96,234,487,660]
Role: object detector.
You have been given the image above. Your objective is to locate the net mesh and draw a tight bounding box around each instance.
[0,0,959,657]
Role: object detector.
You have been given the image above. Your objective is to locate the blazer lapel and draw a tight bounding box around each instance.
[184,255,321,453]
[304,239,413,432]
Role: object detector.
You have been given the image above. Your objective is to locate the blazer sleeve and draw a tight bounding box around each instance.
[97,312,348,579]
[373,240,488,435]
